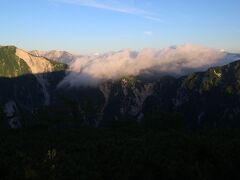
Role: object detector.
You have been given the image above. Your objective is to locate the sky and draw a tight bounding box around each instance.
[0,0,240,54]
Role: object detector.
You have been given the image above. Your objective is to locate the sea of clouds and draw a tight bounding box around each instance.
[58,44,239,87]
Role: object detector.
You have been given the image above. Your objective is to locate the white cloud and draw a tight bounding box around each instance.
[58,44,238,88]
[144,31,153,36]
[53,0,162,22]
[143,16,163,22]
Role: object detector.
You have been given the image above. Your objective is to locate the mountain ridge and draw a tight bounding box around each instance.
[29,50,79,64]
[0,46,67,111]
[59,44,240,87]
[1,45,240,128]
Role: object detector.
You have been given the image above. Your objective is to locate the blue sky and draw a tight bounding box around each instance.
[0,0,240,54]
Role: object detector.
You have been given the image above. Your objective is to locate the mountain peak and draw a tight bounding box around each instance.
[16,48,54,74]
[29,50,76,64]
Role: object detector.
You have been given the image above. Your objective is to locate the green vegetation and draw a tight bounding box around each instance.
[1,127,240,180]
[121,76,139,88]
[201,69,222,92]
[0,46,67,78]
[48,59,68,72]
[1,47,240,179]
[181,68,223,92]
[181,74,199,90]
[0,46,31,77]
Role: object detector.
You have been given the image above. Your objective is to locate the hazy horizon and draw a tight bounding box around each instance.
[0,43,239,56]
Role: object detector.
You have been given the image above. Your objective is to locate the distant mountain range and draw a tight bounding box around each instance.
[30,45,240,87]
[29,50,79,64]
[1,45,240,129]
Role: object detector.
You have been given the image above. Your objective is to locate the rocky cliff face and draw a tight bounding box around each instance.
[29,50,78,64]
[1,45,240,128]
[98,77,154,123]
[0,46,67,127]
[0,46,66,77]
[56,59,240,127]
[143,60,240,127]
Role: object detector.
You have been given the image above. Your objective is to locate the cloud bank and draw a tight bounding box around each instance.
[58,44,239,88]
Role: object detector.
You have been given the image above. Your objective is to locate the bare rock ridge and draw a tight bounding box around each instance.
[29,50,77,64]
[15,48,56,105]
[7,47,66,106]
